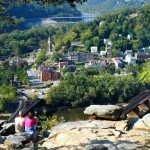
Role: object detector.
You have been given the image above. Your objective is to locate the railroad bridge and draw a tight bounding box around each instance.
[122,90,150,118]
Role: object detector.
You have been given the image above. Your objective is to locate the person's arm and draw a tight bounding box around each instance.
[35,117,39,126]
[23,118,25,127]
[33,117,39,127]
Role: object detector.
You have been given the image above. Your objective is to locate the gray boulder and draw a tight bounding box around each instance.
[84,105,123,120]
[4,133,29,148]
[43,130,51,137]
[0,136,6,144]
[141,113,150,127]
[85,144,107,150]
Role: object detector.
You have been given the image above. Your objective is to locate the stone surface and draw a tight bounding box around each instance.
[141,113,150,127]
[41,120,145,150]
[133,119,149,130]
[0,136,6,144]
[84,105,123,120]
[116,140,142,149]
[43,130,51,137]
[85,144,106,150]
[4,133,29,148]
[51,120,113,131]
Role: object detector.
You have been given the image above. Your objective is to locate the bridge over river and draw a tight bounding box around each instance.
[50,16,97,21]
[25,13,98,27]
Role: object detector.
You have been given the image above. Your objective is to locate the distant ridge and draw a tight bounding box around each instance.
[77,0,150,15]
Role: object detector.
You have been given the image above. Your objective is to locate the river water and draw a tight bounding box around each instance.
[0,107,88,122]
[55,108,88,122]
[25,12,99,28]
[82,12,99,21]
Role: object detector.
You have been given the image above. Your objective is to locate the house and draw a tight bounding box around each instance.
[99,21,104,26]
[91,46,98,54]
[62,51,78,62]
[59,61,68,70]
[103,38,112,46]
[105,45,112,56]
[134,47,150,62]
[38,64,58,81]
[125,54,136,65]
[112,57,124,68]
[134,53,150,62]
[9,56,26,68]
[127,34,132,40]
[12,76,21,86]
[100,51,107,56]
[78,52,93,62]
[124,50,133,56]
[118,51,125,59]
[61,51,94,62]
[68,65,76,72]
[71,43,84,48]
[85,60,101,68]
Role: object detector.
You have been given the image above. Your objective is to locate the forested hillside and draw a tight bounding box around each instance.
[77,0,150,15]
[8,3,81,19]
[0,5,150,57]
[53,4,150,53]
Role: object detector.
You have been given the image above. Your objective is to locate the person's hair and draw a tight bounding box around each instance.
[27,111,34,119]
[19,110,23,115]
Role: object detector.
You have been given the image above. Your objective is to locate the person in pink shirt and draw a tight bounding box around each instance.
[24,111,38,135]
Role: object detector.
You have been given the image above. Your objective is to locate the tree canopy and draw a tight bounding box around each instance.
[0,0,87,29]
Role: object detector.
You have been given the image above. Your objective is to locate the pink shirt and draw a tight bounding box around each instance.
[25,117,36,128]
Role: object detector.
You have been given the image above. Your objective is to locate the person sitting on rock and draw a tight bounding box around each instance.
[24,111,39,141]
[15,110,25,133]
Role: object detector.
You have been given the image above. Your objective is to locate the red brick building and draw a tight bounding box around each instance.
[59,61,68,70]
[39,64,59,81]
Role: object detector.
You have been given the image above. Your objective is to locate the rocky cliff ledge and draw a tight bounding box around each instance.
[39,117,150,150]
[1,111,150,150]
[1,118,150,150]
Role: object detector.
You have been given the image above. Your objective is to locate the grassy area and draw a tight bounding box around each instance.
[100,57,112,60]
[76,64,85,69]
[27,92,39,99]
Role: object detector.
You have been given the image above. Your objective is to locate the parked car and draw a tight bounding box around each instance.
[39,91,44,95]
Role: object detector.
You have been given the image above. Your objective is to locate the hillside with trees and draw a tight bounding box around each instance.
[0,4,150,60]
[0,1,83,32]
[77,0,150,15]
[8,3,82,19]
[53,4,150,53]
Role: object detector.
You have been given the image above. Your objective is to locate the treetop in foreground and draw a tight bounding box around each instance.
[1,0,87,7]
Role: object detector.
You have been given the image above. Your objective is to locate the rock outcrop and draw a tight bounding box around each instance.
[40,120,145,150]
[134,113,150,130]
[2,112,150,149]
[84,105,123,120]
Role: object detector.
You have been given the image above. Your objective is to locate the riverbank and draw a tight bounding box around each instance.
[0,113,11,121]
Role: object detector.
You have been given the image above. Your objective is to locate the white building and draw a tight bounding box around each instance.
[91,46,98,54]
[103,38,112,46]
[100,51,107,56]
[124,50,133,56]
[125,54,136,65]
[99,21,104,26]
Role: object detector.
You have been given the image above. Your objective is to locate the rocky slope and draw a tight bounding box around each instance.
[39,119,150,150]
[1,118,150,150]
[1,105,150,150]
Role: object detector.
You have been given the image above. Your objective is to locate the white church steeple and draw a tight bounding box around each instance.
[48,35,51,53]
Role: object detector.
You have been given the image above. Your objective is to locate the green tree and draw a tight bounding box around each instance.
[61,67,70,75]
[52,52,62,63]
[111,49,119,57]
[116,68,121,74]
[36,49,47,66]
[92,36,100,47]
[84,40,92,51]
